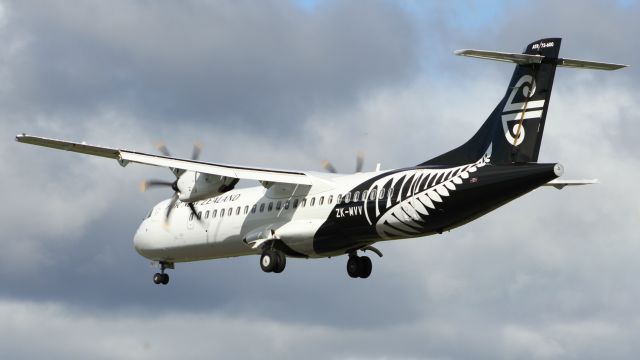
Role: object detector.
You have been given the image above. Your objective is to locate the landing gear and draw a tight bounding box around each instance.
[152,261,172,285]
[260,250,286,274]
[347,254,373,279]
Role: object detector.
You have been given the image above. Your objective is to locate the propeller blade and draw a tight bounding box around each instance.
[156,142,171,157]
[355,151,365,173]
[187,202,203,224]
[164,192,179,225]
[321,160,338,173]
[140,179,174,192]
[191,141,203,161]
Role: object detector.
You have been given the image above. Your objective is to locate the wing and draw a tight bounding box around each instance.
[16,134,313,185]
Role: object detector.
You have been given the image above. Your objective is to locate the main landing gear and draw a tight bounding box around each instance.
[260,249,286,274]
[347,254,372,278]
[152,261,172,285]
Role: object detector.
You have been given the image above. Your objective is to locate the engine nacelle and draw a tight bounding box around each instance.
[176,171,238,202]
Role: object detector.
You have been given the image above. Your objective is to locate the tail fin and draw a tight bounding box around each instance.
[421,37,626,166]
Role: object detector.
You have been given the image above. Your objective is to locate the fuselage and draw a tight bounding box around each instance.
[134,156,563,263]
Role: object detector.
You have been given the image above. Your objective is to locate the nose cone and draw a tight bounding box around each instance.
[133,221,153,258]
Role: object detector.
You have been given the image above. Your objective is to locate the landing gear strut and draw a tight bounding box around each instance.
[260,250,286,274]
[347,254,373,279]
[153,261,172,285]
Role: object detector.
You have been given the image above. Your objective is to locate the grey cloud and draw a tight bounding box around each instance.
[1,0,417,134]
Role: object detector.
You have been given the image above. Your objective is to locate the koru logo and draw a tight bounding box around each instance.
[501,75,545,146]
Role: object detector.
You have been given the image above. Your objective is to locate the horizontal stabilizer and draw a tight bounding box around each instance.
[455,49,627,71]
[544,179,599,190]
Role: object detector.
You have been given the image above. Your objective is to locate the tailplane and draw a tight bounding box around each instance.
[421,38,627,166]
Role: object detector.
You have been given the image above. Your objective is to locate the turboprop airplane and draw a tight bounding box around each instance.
[16,38,626,285]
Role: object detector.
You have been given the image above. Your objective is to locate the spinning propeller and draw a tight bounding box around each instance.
[140,142,204,226]
[322,151,365,174]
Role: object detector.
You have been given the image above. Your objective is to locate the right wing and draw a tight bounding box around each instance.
[16,134,313,186]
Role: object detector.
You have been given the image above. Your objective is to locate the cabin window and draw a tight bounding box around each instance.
[362,190,368,201]
[276,201,282,210]
[301,198,307,207]
[336,194,342,204]
[310,197,316,206]
[236,207,241,215]
[228,208,232,216]
[204,210,210,219]
[268,202,273,211]
[251,204,257,214]
[354,191,360,202]
[379,188,385,199]
[328,195,333,204]
[197,211,202,220]
[388,188,394,199]
[369,189,377,200]
[260,203,265,212]
[293,198,299,208]
[189,213,194,221]
[220,208,225,217]
[344,192,351,203]
[284,200,290,210]
[213,209,217,218]
[319,196,324,206]
[244,206,249,214]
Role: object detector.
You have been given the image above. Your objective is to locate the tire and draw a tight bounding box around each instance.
[153,273,163,285]
[161,273,170,285]
[358,256,372,279]
[260,251,276,273]
[347,256,360,278]
[273,252,286,273]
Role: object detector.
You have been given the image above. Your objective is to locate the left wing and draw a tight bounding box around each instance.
[16,134,313,185]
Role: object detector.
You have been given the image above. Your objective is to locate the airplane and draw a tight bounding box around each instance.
[16,38,626,285]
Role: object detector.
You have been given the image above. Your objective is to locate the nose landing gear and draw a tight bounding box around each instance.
[152,261,173,285]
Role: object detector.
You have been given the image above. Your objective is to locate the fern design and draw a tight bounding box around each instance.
[363,153,490,239]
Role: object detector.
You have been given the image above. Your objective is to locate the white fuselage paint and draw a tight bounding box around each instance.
[133,171,378,262]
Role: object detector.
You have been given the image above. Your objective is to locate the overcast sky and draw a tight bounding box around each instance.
[1,0,639,359]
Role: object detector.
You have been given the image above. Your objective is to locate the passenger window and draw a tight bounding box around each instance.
[284,200,290,210]
[205,210,210,219]
[260,203,265,212]
[251,204,257,214]
[388,188,394,199]
[354,191,360,202]
[379,188,385,199]
[244,206,249,214]
[189,213,194,221]
[369,189,377,200]
[197,211,202,219]
[362,190,368,201]
[337,194,342,204]
[301,198,307,207]
[310,197,315,206]
[236,207,240,215]
[328,195,333,204]
[213,209,217,218]
[220,208,225,217]
[228,208,232,216]
[268,202,273,211]
[319,196,324,206]
[344,192,351,203]
[293,198,299,208]
[276,201,282,210]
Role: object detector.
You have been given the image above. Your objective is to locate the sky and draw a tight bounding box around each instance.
[1,0,639,359]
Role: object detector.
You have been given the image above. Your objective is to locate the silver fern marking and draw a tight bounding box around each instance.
[363,153,490,239]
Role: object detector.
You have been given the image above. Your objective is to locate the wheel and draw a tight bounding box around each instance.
[153,273,163,284]
[161,273,170,285]
[260,251,276,273]
[358,256,372,278]
[273,252,286,273]
[347,256,360,278]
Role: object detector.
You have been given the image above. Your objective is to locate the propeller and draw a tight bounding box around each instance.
[322,151,365,173]
[140,142,204,226]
